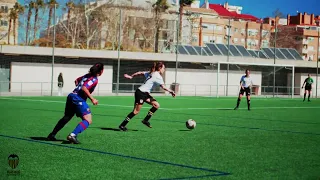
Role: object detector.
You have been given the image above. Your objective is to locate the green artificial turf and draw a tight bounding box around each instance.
[0,96,319,180]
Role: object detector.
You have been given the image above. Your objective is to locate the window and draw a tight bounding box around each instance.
[216,36,223,43]
[203,36,209,43]
[215,26,222,31]
[192,35,198,43]
[262,30,269,36]
[241,38,245,43]
[307,37,314,41]
[262,40,269,48]
[234,28,239,33]
[234,38,238,43]
[308,46,314,51]
[0,20,8,26]
[1,6,8,13]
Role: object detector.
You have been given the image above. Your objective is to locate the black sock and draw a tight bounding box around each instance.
[236,98,241,107]
[247,99,251,109]
[304,93,306,100]
[308,94,310,100]
[120,112,136,127]
[51,116,72,135]
[143,107,158,122]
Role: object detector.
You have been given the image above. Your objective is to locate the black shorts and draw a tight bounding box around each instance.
[135,89,156,105]
[239,87,251,96]
[305,85,312,91]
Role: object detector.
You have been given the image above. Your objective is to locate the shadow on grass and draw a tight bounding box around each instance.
[29,136,71,144]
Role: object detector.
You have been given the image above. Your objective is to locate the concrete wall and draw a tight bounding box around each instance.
[165,68,262,96]
[300,74,320,97]
[1,45,319,68]
[10,62,113,95]
[287,73,320,96]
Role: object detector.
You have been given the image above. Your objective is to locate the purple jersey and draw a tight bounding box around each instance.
[73,74,98,100]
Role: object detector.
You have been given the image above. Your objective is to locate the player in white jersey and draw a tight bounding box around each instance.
[119,62,176,131]
[234,69,253,111]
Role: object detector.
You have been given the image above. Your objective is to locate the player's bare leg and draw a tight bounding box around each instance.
[119,104,142,131]
[142,100,160,128]
[303,89,307,101]
[234,94,243,110]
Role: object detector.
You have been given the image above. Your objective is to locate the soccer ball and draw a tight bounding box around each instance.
[186,119,196,129]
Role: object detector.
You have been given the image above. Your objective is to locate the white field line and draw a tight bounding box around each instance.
[0,97,320,111]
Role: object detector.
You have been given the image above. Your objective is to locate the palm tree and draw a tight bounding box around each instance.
[26,1,35,45]
[8,8,14,44]
[33,0,45,40]
[12,2,24,45]
[178,0,194,42]
[47,0,58,46]
[65,1,75,41]
[152,0,169,53]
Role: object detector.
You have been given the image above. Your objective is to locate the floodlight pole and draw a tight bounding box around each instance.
[174,10,180,85]
[273,18,277,98]
[316,28,319,98]
[226,18,231,96]
[116,9,122,95]
[50,4,56,96]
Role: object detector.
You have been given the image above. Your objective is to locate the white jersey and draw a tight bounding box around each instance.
[139,71,164,93]
[240,75,253,88]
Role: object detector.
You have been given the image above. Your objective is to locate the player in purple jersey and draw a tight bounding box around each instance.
[47,63,104,144]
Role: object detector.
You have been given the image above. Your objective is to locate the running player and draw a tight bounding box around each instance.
[234,69,253,111]
[118,62,175,131]
[302,74,313,102]
[47,63,104,144]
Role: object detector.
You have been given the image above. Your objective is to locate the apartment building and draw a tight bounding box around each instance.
[186,1,271,50]
[269,12,320,61]
[0,0,16,45]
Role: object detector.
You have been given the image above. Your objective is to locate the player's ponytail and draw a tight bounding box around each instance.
[155,62,164,71]
[149,62,156,73]
[89,63,104,76]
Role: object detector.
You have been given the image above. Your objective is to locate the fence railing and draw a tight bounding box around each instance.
[0,81,312,98]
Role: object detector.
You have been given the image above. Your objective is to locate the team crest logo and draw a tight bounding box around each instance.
[8,154,19,169]
[140,99,143,104]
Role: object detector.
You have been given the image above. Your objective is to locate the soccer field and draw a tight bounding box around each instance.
[0,96,319,180]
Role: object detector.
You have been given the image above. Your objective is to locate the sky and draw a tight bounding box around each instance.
[200,0,319,18]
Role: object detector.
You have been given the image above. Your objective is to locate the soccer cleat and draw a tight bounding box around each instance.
[308,100,311,102]
[67,135,80,144]
[142,120,152,128]
[47,133,57,141]
[119,125,128,131]
[234,107,238,110]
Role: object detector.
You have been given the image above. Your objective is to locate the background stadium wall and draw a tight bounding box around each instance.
[10,62,113,96]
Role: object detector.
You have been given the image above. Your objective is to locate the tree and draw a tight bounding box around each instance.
[152,0,169,53]
[65,1,75,41]
[26,1,35,45]
[8,8,14,44]
[178,0,194,42]
[12,2,24,45]
[33,0,45,40]
[47,0,59,45]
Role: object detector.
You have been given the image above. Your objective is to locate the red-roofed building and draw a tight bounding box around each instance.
[266,12,320,61]
[186,1,272,50]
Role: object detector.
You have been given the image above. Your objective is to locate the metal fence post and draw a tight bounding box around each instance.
[20,83,22,96]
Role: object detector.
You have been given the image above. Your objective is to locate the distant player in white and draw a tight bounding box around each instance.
[234,69,253,111]
[119,62,175,131]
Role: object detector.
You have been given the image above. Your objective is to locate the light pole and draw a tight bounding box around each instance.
[226,18,231,96]
[50,4,56,96]
[316,26,319,98]
[273,17,278,98]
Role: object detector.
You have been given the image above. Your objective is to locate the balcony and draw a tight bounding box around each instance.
[303,29,320,37]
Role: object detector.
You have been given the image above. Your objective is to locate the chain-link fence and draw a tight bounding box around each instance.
[0,0,319,97]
